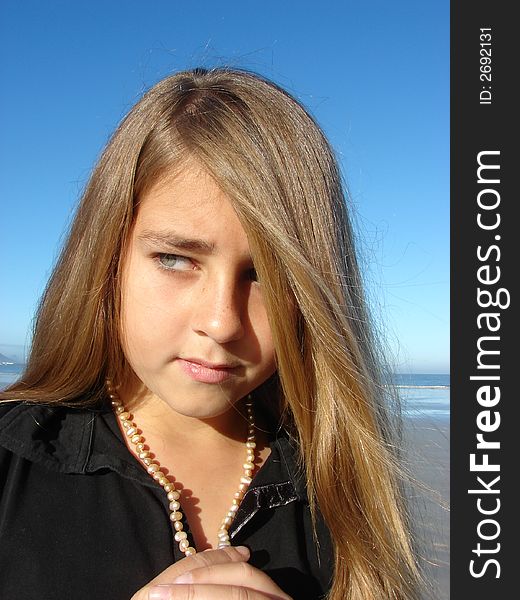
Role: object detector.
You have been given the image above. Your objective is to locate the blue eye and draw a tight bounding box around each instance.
[157,254,193,271]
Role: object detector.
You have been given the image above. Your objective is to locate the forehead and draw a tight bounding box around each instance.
[136,163,227,217]
[132,163,251,255]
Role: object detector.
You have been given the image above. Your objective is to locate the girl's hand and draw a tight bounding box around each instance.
[131,546,292,600]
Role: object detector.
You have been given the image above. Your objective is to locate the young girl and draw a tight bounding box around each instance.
[0,67,420,599]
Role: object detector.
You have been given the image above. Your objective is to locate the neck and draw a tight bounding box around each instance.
[107,379,263,555]
[116,381,255,451]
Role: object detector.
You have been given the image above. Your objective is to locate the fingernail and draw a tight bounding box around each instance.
[149,584,172,599]
[235,545,250,557]
[172,572,192,584]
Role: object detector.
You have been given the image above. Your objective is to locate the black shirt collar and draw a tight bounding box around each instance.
[0,400,309,510]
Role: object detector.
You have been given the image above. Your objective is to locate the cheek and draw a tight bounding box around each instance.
[119,292,149,363]
[122,289,180,349]
[119,261,167,359]
[250,301,277,368]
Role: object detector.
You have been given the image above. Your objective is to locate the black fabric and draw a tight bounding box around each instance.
[0,401,333,600]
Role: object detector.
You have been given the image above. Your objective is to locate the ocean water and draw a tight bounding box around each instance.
[1,365,450,419]
[392,373,450,420]
[0,363,24,389]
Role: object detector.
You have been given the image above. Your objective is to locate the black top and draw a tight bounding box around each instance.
[0,400,333,600]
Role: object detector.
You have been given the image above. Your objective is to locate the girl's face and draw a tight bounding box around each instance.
[119,162,277,419]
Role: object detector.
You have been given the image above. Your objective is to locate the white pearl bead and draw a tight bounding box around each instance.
[179,539,190,551]
[110,383,256,554]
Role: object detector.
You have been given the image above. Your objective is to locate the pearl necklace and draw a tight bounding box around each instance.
[106,381,256,556]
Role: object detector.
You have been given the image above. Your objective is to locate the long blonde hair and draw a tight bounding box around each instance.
[2,67,420,599]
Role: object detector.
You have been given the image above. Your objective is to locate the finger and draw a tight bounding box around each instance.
[153,546,250,583]
[171,562,291,600]
[131,547,250,599]
[148,583,288,600]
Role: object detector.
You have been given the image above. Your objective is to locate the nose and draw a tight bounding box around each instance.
[191,275,245,343]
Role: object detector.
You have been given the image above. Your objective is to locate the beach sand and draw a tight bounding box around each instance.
[404,417,450,600]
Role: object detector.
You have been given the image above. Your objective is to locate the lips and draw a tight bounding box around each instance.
[182,357,239,369]
[177,357,239,384]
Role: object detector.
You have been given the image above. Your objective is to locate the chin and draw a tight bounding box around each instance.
[158,388,240,420]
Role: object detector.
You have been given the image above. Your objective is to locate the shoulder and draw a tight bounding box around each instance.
[0,399,22,420]
[242,431,334,597]
[272,433,334,590]
[0,400,101,473]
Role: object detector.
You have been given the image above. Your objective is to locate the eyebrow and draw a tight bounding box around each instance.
[138,230,216,254]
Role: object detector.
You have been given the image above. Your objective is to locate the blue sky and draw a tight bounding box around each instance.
[0,0,449,373]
